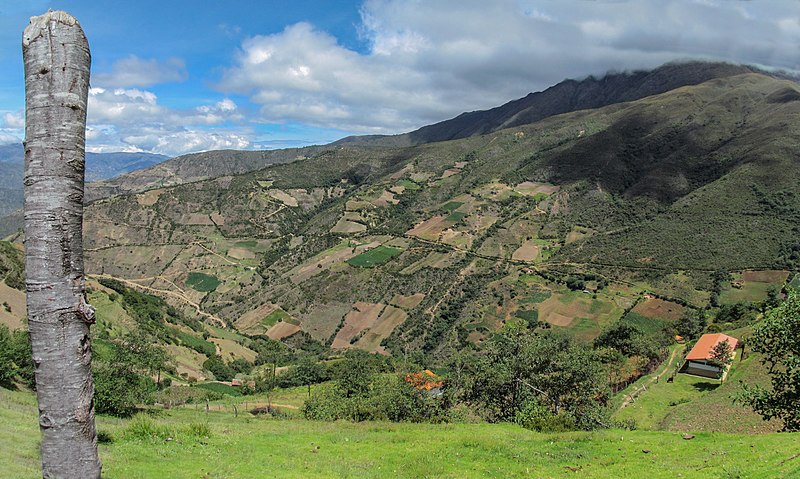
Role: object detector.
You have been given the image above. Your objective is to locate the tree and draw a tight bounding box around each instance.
[93,332,166,417]
[462,327,608,428]
[22,11,100,477]
[0,325,15,387]
[739,290,800,431]
[708,339,733,369]
[293,356,324,398]
[677,309,707,339]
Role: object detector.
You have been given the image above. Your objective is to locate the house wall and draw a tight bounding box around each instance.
[685,360,722,379]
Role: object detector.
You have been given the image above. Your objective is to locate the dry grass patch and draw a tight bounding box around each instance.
[234,303,279,334]
[741,270,789,283]
[354,306,408,354]
[345,199,374,211]
[331,302,385,349]
[401,251,463,275]
[632,298,686,321]
[371,190,399,207]
[512,181,560,196]
[390,293,426,310]
[407,215,453,241]
[182,213,215,226]
[330,219,367,234]
[441,168,461,179]
[511,241,540,262]
[286,240,379,284]
[165,344,207,381]
[268,189,299,207]
[0,282,26,330]
[266,321,302,341]
[565,226,594,244]
[136,188,164,206]
[210,338,258,363]
[299,302,353,341]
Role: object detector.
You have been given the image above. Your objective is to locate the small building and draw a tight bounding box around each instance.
[405,370,444,396]
[683,333,739,379]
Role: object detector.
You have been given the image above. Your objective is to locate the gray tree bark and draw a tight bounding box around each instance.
[22,11,101,478]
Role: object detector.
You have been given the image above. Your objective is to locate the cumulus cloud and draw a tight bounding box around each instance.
[86,88,249,156]
[2,111,24,129]
[218,0,800,134]
[94,56,188,88]
[0,111,24,144]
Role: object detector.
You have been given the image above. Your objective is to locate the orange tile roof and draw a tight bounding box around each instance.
[405,370,444,390]
[686,333,738,361]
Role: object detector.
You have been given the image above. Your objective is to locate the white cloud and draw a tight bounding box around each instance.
[94,56,188,88]
[217,0,800,135]
[2,111,24,128]
[85,88,249,156]
[0,132,19,145]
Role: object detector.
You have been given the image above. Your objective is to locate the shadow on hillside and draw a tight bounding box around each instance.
[691,382,721,392]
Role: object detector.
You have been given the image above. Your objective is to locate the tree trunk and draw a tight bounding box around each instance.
[22,11,100,478]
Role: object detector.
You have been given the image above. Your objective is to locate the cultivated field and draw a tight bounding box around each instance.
[632,297,686,321]
[719,270,790,304]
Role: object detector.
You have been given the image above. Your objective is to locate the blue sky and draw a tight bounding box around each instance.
[1,1,799,156]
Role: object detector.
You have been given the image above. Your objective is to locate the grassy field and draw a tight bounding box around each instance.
[2,387,798,478]
[347,246,403,268]
[613,351,781,434]
[185,272,221,292]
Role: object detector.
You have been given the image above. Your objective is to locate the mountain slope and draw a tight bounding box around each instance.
[335,61,760,147]
[84,146,326,202]
[82,71,800,355]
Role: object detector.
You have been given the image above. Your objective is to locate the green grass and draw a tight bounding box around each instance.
[789,274,800,292]
[520,291,552,304]
[441,201,464,212]
[622,312,671,335]
[719,283,775,305]
[205,325,248,343]
[3,387,799,478]
[185,272,220,292]
[262,309,292,328]
[396,179,421,191]
[514,309,538,324]
[347,245,403,268]
[172,329,216,357]
[193,382,243,397]
[446,211,468,222]
[234,240,258,248]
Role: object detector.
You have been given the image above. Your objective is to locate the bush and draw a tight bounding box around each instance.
[515,401,576,433]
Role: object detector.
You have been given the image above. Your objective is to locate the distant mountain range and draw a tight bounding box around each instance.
[0,146,168,236]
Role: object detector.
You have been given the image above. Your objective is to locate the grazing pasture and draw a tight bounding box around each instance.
[347,245,403,267]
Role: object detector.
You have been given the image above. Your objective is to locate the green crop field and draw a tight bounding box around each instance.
[396,179,421,191]
[262,309,292,327]
[2,387,797,479]
[347,245,403,268]
[185,272,220,292]
[193,382,243,397]
[621,312,672,336]
[446,211,468,222]
[442,201,464,212]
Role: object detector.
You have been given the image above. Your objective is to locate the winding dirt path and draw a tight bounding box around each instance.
[616,346,684,413]
[90,273,227,327]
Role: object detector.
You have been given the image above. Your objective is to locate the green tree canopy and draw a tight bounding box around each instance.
[739,290,800,431]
